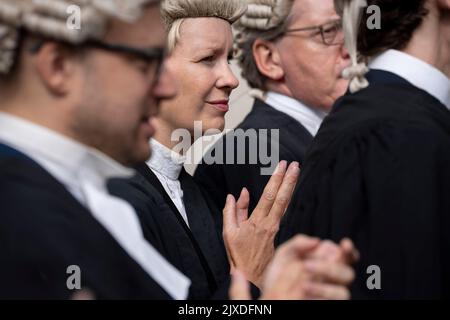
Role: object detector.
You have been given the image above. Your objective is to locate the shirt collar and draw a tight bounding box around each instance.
[0,112,134,189]
[370,49,450,110]
[147,138,186,180]
[265,91,327,136]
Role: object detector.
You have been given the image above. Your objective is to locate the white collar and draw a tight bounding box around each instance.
[264,91,327,137]
[147,139,186,180]
[0,112,133,188]
[370,49,450,111]
[0,112,191,299]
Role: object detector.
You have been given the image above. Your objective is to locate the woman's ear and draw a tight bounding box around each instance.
[252,38,285,81]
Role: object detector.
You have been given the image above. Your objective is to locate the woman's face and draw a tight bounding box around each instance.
[155,17,239,136]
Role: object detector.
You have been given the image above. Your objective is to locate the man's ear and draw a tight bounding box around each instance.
[33,42,79,96]
[252,39,285,82]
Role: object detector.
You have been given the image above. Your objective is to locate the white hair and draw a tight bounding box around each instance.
[161,0,247,52]
[335,0,369,93]
[237,0,293,31]
[0,0,158,75]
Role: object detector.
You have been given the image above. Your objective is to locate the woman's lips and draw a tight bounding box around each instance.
[206,100,229,112]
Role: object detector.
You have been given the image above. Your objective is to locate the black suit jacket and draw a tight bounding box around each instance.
[194,98,314,220]
[0,143,171,299]
[108,163,231,299]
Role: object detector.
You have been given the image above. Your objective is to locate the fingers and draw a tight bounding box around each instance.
[304,282,351,300]
[261,261,308,300]
[236,188,250,225]
[277,235,321,263]
[223,194,238,231]
[229,270,251,300]
[303,260,355,286]
[268,162,300,223]
[261,235,319,292]
[70,289,95,300]
[340,238,360,264]
[253,161,287,219]
[306,240,341,262]
[306,238,359,264]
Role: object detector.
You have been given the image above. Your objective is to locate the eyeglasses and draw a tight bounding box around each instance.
[30,39,166,83]
[283,19,344,46]
[84,40,165,81]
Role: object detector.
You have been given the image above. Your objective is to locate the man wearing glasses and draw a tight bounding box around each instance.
[0,0,189,299]
[195,0,350,214]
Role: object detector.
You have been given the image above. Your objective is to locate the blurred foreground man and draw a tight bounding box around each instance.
[0,0,191,299]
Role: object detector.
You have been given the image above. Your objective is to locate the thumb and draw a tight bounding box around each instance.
[236,188,250,225]
[223,194,238,230]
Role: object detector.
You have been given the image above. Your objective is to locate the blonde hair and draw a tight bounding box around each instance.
[234,0,294,90]
[161,0,247,52]
[334,0,369,93]
[0,0,158,75]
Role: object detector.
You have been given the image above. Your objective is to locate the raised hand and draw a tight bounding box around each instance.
[222,160,300,288]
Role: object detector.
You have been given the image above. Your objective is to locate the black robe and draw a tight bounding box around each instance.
[108,164,231,300]
[0,143,172,299]
[194,98,314,216]
[278,70,450,299]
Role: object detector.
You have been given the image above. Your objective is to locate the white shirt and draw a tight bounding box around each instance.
[265,91,327,136]
[147,139,190,227]
[370,49,450,111]
[0,112,190,300]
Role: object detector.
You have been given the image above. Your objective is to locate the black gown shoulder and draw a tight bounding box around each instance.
[108,165,231,300]
[279,77,450,299]
[0,144,172,299]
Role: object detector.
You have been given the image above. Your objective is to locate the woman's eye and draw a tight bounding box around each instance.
[200,56,215,64]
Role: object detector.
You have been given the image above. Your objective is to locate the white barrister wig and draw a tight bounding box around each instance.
[160,0,247,52]
[334,0,369,93]
[237,0,293,31]
[0,0,158,75]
